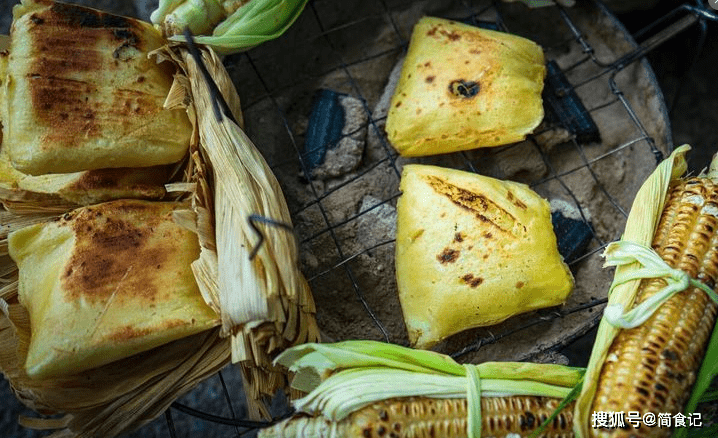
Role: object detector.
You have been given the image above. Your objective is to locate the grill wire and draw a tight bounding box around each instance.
[159,1,718,436]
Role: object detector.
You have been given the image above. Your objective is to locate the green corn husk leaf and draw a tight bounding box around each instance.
[699,388,718,403]
[529,378,583,438]
[275,340,584,424]
[573,144,691,437]
[151,0,309,55]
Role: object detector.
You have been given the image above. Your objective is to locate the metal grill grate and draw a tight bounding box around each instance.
[155,0,713,436]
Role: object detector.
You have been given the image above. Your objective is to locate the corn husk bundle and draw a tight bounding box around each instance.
[0,1,318,435]
[574,145,718,437]
[258,340,583,438]
[153,42,320,418]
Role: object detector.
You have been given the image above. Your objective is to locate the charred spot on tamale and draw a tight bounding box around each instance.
[461,273,483,288]
[25,4,157,150]
[424,174,520,235]
[58,202,177,305]
[448,79,479,98]
[67,165,170,193]
[5,0,192,175]
[109,318,188,342]
[437,247,459,264]
[7,199,219,378]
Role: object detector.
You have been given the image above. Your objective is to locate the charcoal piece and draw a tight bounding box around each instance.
[543,60,601,144]
[460,18,502,31]
[303,89,346,173]
[551,209,593,264]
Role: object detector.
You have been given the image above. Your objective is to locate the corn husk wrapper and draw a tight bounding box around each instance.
[573,144,691,437]
[151,0,309,55]
[154,43,319,418]
[259,340,584,437]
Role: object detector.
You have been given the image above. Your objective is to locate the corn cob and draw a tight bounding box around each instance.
[590,176,718,437]
[260,396,575,438]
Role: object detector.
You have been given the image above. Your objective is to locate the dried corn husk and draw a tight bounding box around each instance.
[573,145,691,437]
[154,42,319,418]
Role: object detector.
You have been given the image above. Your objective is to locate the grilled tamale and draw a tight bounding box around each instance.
[0,144,171,207]
[8,199,219,379]
[2,0,192,175]
[385,17,546,157]
[395,164,574,349]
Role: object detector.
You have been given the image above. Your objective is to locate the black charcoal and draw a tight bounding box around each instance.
[303,89,346,173]
[459,17,502,31]
[551,208,594,264]
[543,60,601,144]
[303,89,367,180]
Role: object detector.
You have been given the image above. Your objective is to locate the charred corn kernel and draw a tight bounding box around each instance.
[590,177,718,437]
[260,396,575,438]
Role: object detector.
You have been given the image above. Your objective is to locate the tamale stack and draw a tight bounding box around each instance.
[0,0,318,436]
[0,1,181,211]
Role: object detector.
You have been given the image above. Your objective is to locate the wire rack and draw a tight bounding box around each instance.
[4,1,715,437]
[147,1,718,436]
[230,0,673,360]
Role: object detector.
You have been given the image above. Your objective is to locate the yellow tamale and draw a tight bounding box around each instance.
[395,164,574,349]
[0,145,171,207]
[2,0,192,175]
[8,199,219,379]
[385,17,546,157]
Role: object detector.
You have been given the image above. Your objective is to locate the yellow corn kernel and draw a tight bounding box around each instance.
[259,396,575,438]
[590,177,718,437]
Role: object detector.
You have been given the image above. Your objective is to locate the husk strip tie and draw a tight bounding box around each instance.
[602,240,718,329]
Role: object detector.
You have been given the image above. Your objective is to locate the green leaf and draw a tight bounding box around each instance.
[676,422,718,438]
[528,376,582,438]
[152,0,309,54]
[672,319,718,438]
[466,365,482,438]
[698,388,718,403]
